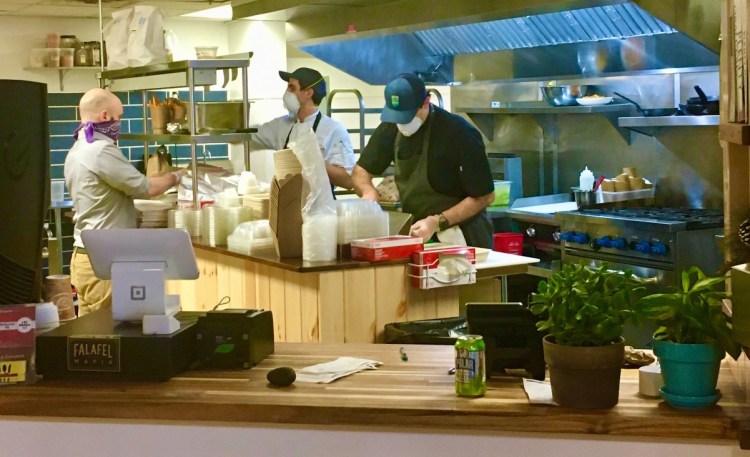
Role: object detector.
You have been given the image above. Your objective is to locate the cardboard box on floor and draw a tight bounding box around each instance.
[269,173,303,258]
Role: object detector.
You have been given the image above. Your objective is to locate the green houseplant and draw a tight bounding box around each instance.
[637,266,740,409]
[530,262,646,409]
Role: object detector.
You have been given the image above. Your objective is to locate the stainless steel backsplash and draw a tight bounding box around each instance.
[451,69,722,209]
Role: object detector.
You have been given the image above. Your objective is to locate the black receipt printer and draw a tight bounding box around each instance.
[195,309,274,369]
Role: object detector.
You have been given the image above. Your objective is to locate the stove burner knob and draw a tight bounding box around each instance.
[526,226,536,237]
[611,237,627,250]
[571,232,590,244]
[650,241,669,256]
[595,236,612,249]
[552,230,562,242]
[559,231,575,241]
[633,240,651,254]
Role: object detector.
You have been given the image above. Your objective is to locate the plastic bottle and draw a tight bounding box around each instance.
[579,166,595,191]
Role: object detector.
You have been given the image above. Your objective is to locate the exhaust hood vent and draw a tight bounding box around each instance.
[414,4,675,56]
[292,1,718,85]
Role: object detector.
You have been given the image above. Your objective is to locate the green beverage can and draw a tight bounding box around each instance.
[455,334,486,397]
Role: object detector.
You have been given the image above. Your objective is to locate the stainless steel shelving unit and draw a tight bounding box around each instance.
[97,56,253,208]
[618,114,719,136]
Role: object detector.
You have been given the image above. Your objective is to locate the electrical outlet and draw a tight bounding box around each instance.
[490,101,500,108]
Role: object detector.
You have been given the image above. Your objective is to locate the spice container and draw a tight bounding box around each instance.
[74,44,90,66]
[59,48,75,68]
[59,35,78,50]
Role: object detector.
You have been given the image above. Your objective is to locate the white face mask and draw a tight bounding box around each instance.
[282,90,301,117]
[396,115,423,137]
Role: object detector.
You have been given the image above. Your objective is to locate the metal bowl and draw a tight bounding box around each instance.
[541,85,589,106]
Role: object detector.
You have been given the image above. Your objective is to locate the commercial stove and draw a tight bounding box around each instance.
[555,207,724,291]
[555,207,724,347]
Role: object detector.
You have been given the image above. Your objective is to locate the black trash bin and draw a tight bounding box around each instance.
[384,317,466,345]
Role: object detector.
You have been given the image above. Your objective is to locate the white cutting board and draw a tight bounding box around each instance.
[513,202,578,214]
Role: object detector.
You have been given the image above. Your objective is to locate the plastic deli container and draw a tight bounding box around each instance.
[493,232,524,256]
[491,180,511,206]
[195,46,218,59]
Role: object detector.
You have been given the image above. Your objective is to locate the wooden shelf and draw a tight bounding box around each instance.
[719,123,750,145]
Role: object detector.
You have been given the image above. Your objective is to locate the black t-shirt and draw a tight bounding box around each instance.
[358,106,494,199]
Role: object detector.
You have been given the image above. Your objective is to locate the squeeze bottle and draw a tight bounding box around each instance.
[579,166,595,191]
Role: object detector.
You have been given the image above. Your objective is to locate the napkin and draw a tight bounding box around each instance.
[522,378,557,405]
[295,356,382,384]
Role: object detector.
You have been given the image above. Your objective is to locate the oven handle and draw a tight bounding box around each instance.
[605,269,659,285]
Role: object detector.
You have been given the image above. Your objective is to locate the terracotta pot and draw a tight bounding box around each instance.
[543,335,624,409]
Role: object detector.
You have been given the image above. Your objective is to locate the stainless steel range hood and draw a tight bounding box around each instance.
[232,0,719,84]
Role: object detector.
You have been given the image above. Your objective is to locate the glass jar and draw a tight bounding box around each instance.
[74,43,91,67]
[90,41,101,67]
[59,35,78,50]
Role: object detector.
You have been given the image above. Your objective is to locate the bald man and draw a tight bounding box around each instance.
[64,88,185,316]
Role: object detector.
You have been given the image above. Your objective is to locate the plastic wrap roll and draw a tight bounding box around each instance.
[302,214,337,261]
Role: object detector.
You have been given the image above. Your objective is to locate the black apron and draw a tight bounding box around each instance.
[393,113,492,248]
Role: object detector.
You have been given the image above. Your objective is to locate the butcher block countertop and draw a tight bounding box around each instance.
[1,343,748,445]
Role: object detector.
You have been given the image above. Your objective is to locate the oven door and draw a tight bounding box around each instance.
[563,252,676,349]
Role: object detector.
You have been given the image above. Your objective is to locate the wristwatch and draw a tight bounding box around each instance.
[438,213,450,231]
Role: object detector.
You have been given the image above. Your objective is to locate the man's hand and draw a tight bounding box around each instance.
[360,188,380,202]
[410,215,440,242]
[171,168,187,186]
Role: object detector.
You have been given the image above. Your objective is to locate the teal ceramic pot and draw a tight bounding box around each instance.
[654,340,723,400]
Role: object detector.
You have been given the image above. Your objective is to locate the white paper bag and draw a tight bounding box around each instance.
[103,7,133,70]
[127,5,167,67]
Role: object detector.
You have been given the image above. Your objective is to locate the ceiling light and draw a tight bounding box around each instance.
[183,5,232,20]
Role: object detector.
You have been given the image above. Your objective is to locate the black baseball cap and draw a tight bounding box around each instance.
[279,67,327,98]
[380,73,427,124]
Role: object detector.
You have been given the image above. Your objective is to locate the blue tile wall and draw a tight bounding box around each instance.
[47,88,230,275]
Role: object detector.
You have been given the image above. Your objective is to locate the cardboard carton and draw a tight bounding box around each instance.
[269,174,303,258]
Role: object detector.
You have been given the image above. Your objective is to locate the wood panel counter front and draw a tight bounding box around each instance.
[168,241,538,344]
[1,343,748,456]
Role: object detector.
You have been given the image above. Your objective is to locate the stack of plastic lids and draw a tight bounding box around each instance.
[242,193,270,220]
[202,205,252,247]
[227,220,276,255]
[36,302,60,332]
[303,213,338,261]
[336,199,389,244]
[169,208,202,238]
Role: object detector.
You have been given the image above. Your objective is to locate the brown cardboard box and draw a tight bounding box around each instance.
[269,173,303,258]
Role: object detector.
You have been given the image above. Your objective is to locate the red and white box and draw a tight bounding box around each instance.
[0,304,36,386]
[350,235,424,262]
[409,246,477,289]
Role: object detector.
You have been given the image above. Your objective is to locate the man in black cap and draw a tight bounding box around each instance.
[352,73,495,248]
[252,67,355,189]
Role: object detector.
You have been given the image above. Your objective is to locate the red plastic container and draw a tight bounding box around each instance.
[493,232,524,255]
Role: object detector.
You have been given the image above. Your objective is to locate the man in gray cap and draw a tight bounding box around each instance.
[352,73,495,248]
[252,67,355,190]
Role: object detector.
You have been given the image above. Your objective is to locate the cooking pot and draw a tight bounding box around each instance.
[613,92,678,117]
[195,101,248,133]
[683,85,719,115]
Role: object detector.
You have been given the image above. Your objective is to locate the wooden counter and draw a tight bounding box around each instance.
[1,343,748,450]
[168,242,538,344]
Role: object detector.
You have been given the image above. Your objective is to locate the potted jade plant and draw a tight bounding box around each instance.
[530,262,646,409]
[637,266,740,409]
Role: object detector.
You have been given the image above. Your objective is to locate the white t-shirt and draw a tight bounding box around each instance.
[64,131,150,248]
[252,110,356,173]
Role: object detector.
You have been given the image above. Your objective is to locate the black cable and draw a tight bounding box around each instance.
[212,295,231,310]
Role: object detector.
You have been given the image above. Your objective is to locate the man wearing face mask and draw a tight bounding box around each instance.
[64,88,186,316]
[251,67,355,190]
[352,73,495,248]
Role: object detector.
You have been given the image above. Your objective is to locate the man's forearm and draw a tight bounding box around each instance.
[352,164,379,200]
[326,163,353,190]
[440,191,495,226]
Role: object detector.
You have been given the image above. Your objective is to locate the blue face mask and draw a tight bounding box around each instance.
[72,119,122,143]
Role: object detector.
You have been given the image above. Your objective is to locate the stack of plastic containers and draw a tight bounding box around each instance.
[227,220,276,256]
[168,208,202,238]
[336,199,389,245]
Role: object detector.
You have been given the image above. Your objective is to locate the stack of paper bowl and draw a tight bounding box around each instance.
[242,193,270,220]
[274,148,303,179]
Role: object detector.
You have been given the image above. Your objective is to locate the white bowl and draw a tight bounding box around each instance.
[576,96,613,106]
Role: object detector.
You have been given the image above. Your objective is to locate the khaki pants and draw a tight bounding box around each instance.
[70,249,112,316]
